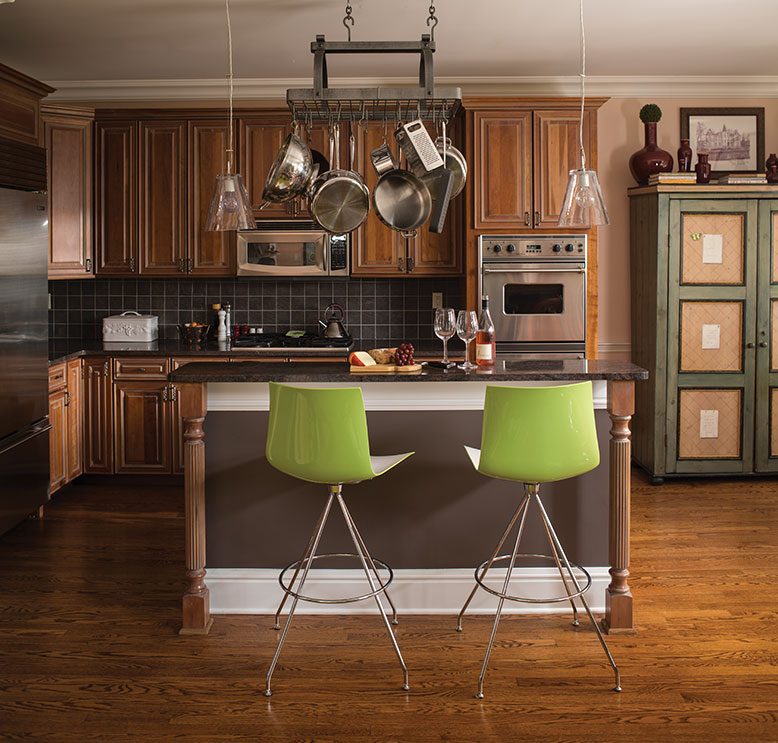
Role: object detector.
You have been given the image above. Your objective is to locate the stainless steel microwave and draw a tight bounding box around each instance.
[237,222,349,278]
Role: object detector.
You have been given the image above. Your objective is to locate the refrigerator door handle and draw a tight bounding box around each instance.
[0,420,51,457]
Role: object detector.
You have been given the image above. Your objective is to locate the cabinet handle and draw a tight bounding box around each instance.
[103,360,110,376]
[746,342,755,349]
[129,257,135,272]
[85,258,92,273]
[187,257,193,273]
[171,385,178,401]
[407,255,415,273]
[136,367,146,372]
[163,385,169,402]
[64,391,70,407]
[759,341,768,348]
[534,211,540,227]
[524,211,531,226]
[398,256,405,271]
[179,258,185,272]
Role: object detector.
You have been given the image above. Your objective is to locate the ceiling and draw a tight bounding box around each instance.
[1,0,776,93]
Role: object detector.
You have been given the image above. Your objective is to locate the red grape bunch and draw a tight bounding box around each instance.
[395,342,415,367]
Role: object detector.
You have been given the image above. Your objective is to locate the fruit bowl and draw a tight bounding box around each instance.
[178,323,210,345]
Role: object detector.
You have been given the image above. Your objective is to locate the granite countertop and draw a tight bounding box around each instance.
[169,359,649,383]
[47,339,352,365]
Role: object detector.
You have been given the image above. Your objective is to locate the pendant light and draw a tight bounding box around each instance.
[558,0,609,228]
[205,0,256,231]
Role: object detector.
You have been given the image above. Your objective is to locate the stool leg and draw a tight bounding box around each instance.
[456,491,530,632]
[534,494,622,693]
[336,493,410,692]
[476,495,531,700]
[273,496,333,630]
[533,488,579,627]
[264,492,334,697]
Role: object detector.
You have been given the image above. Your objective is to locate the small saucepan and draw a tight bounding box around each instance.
[260,124,313,208]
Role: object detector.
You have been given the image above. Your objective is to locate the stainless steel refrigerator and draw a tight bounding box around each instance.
[0,184,50,536]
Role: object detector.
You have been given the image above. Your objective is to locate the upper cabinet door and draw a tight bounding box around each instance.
[95,121,137,274]
[240,117,291,219]
[533,109,594,228]
[44,108,93,278]
[187,121,235,276]
[352,122,405,275]
[139,121,186,275]
[473,111,533,230]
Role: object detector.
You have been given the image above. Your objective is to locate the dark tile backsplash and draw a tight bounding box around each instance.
[49,277,465,348]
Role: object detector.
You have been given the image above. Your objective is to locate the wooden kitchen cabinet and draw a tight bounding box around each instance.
[470,103,600,230]
[0,63,53,146]
[47,360,82,494]
[352,121,463,276]
[139,120,187,275]
[83,357,113,474]
[187,120,235,276]
[43,105,94,278]
[240,114,342,220]
[48,388,67,493]
[66,359,83,483]
[113,380,172,474]
[95,121,137,274]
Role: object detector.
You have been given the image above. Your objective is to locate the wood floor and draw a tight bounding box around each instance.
[0,472,777,742]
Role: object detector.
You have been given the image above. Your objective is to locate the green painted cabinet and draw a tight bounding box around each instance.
[629,188,778,480]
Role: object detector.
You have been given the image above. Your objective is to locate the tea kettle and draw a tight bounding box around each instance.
[318,303,349,339]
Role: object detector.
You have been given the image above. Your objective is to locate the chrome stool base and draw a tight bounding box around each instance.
[264,485,409,696]
[457,484,621,698]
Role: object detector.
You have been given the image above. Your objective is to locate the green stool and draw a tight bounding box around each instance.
[263,382,413,697]
[457,382,621,698]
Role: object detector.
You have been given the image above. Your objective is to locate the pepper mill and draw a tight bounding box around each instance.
[766,153,778,184]
[695,153,712,184]
[216,308,227,341]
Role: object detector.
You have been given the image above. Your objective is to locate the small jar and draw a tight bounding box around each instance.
[695,153,712,184]
[677,139,693,172]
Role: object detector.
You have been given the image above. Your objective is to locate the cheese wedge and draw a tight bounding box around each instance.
[348,351,376,367]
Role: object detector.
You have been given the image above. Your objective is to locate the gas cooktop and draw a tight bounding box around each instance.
[231,332,353,354]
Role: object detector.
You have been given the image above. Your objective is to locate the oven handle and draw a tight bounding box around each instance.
[483,267,586,274]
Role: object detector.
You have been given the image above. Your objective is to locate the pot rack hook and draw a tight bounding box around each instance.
[343,2,355,42]
[426,4,438,43]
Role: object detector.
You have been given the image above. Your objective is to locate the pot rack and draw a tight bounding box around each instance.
[286,34,462,125]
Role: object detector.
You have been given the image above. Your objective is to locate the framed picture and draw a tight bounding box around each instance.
[681,107,765,176]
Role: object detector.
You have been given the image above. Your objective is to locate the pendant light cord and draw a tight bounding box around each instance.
[578,0,586,171]
[225,0,234,173]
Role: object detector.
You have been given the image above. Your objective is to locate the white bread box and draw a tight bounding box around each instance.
[102,311,159,343]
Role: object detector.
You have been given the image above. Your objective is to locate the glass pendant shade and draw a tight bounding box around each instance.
[205,173,256,231]
[558,168,609,228]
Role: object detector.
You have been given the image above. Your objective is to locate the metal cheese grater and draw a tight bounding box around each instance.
[395,119,444,176]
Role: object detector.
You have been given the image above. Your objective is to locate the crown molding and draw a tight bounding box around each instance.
[45,75,778,103]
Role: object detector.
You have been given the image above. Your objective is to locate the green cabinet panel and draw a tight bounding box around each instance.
[629,189,778,479]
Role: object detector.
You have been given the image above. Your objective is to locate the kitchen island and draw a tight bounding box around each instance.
[170,359,648,636]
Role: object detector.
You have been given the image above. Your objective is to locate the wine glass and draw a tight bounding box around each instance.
[434,307,456,364]
[456,310,478,371]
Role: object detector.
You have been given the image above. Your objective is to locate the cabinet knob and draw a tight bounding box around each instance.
[746,342,755,349]
[759,341,768,348]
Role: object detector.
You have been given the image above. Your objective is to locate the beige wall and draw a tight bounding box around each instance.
[597,97,778,359]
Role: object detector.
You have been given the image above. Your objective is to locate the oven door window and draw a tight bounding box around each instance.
[245,237,325,270]
[504,284,564,315]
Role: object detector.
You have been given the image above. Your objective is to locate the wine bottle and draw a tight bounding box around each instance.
[475,295,496,368]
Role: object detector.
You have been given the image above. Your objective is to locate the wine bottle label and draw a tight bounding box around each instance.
[476,344,493,361]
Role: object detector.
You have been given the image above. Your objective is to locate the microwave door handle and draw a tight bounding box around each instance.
[321,237,328,273]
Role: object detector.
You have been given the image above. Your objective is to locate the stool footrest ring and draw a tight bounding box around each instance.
[278,552,394,604]
[474,553,592,604]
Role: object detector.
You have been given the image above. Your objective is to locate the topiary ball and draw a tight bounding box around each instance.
[639,104,662,123]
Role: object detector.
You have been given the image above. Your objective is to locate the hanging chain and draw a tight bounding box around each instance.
[343,2,354,41]
[225,0,235,173]
[426,4,438,42]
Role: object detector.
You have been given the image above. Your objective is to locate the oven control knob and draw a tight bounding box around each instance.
[492,244,502,253]
[565,244,575,253]
[552,244,562,253]
[506,244,516,253]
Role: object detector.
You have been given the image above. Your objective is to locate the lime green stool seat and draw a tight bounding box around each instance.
[263,383,413,697]
[457,382,621,698]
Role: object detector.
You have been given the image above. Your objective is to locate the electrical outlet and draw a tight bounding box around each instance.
[431,292,443,309]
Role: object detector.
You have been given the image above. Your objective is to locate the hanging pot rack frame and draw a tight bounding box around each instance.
[286,35,461,124]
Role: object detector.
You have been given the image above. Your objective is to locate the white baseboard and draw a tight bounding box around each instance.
[207,567,609,615]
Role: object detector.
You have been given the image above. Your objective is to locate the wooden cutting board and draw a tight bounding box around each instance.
[349,363,423,374]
